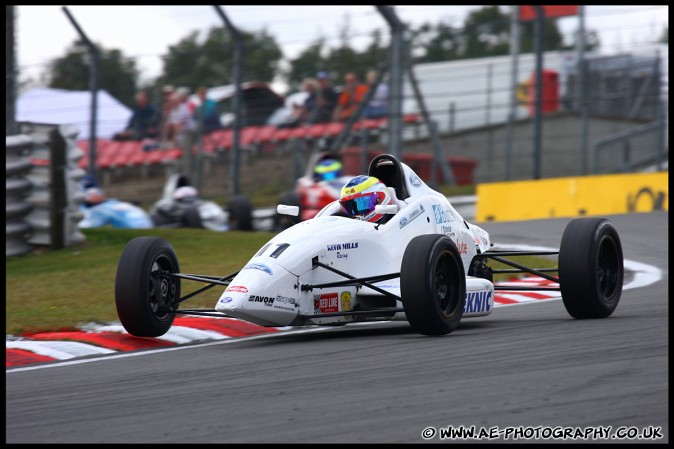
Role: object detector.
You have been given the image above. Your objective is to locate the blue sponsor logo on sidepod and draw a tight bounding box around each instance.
[219,297,234,304]
[243,262,273,275]
[464,290,492,313]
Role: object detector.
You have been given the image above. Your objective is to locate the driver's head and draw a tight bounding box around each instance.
[313,158,342,182]
[173,186,198,203]
[339,175,392,223]
[83,187,106,207]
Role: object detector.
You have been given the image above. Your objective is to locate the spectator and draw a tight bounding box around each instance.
[278,77,319,129]
[193,86,222,135]
[307,71,338,124]
[165,87,196,149]
[113,90,161,141]
[362,69,389,119]
[159,84,176,144]
[332,72,368,122]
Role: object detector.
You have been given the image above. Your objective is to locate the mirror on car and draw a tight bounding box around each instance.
[375,204,398,214]
[277,205,300,216]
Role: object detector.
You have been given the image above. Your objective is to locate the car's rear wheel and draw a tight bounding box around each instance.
[559,218,623,318]
[115,237,180,337]
[228,195,253,231]
[401,234,466,335]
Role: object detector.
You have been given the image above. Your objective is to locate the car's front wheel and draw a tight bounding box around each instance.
[401,234,466,335]
[115,237,180,337]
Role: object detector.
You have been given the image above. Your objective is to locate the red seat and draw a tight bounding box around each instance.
[353,118,385,131]
[288,126,311,140]
[240,126,261,146]
[163,149,183,162]
[254,126,278,144]
[322,122,345,137]
[144,150,165,165]
[272,127,294,143]
[403,113,421,124]
[305,123,327,139]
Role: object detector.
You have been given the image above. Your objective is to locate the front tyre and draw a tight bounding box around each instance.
[115,237,180,337]
[401,234,466,335]
[559,218,623,318]
[182,206,204,228]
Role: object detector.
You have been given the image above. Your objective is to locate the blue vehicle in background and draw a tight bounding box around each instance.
[77,175,153,229]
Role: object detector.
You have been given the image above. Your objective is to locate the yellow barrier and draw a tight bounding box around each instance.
[476,172,668,222]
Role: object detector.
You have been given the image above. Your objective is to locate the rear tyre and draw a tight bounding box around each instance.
[115,237,180,337]
[401,234,466,335]
[228,195,253,231]
[559,218,623,318]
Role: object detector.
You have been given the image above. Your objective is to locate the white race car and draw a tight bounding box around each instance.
[115,154,624,337]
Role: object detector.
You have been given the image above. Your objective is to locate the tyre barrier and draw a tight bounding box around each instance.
[21,123,86,248]
[6,135,35,257]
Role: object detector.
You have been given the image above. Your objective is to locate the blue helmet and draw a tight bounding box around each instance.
[314,158,342,182]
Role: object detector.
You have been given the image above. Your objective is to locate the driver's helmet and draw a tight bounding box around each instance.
[83,187,106,206]
[173,185,198,203]
[339,175,392,223]
[313,158,342,182]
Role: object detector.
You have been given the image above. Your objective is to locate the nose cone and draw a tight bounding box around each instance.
[215,259,299,327]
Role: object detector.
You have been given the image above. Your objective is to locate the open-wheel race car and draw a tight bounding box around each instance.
[149,173,253,231]
[114,154,624,337]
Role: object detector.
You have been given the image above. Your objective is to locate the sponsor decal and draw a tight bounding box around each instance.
[464,290,492,314]
[340,291,352,312]
[219,297,234,304]
[441,225,455,238]
[455,240,468,255]
[432,204,455,224]
[399,204,425,229]
[243,262,273,275]
[225,285,248,293]
[336,252,348,259]
[327,242,359,251]
[273,295,297,311]
[409,174,422,187]
[248,295,275,307]
[313,292,339,314]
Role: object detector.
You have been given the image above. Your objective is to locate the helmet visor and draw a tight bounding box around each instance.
[340,192,380,217]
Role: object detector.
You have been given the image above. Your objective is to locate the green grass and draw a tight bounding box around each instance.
[6,227,556,336]
[6,228,275,336]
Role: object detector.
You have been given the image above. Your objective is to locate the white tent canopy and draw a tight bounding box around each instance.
[16,87,133,141]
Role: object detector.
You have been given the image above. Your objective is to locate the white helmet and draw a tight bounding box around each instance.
[84,187,106,205]
[339,175,392,223]
[173,186,198,202]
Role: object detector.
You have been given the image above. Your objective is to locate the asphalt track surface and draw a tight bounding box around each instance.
[6,212,668,444]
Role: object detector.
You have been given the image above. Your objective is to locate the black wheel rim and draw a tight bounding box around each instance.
[149,253,179,319]
[597,235,620,299]
[435,251,460,317]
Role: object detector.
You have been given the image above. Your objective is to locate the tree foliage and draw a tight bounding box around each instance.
[159,26,283,93]
[48,39,138,107]
[41,7,607,98]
